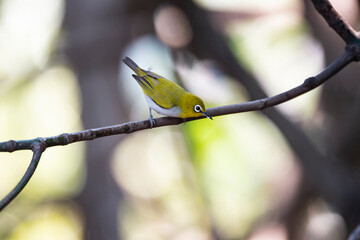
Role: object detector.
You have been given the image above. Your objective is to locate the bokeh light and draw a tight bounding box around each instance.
[1,0,356,239]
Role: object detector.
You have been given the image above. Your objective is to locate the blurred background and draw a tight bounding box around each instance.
[0,0,359,239]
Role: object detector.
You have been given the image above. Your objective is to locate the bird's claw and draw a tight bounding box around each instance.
[149,109,155,128]
[149,118,155,128]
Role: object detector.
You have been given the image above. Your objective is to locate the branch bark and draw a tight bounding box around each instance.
[311,0,360,44]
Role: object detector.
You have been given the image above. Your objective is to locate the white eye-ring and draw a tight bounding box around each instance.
[194,105,202,113]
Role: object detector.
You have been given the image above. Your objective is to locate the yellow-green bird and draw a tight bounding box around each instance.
[123,57,212,127]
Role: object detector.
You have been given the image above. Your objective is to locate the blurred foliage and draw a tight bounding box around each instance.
[8,204,82,240]
[228,13,323,120]
[195,0,297,11]
[185,112,299,238]
[0,0,84,239]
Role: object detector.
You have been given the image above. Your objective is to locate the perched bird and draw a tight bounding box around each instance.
[123,57,212,127]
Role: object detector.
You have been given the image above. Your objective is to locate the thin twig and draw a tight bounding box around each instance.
[311,0,360,44]
[0,140,45,211]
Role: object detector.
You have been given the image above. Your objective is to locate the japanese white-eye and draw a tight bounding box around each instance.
[123,57,212,127]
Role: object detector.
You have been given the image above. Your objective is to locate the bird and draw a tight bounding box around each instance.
[123,56,212,127]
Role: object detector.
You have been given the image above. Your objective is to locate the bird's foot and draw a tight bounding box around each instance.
[149,118,155,128]
[149,111,155,128]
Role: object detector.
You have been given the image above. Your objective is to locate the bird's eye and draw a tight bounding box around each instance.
[194,105,202,113]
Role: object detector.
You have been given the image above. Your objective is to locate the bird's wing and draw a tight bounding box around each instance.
[132,75,154,92]
[133,74,182,109]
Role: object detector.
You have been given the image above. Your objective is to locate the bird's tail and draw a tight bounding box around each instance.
[122,57,144,76]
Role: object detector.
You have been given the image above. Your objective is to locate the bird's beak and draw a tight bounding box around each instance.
[202,111,213,120]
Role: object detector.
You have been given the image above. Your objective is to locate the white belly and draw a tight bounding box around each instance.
[145,95,182,117]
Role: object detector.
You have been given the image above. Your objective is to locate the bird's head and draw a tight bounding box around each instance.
[179,93,212,119]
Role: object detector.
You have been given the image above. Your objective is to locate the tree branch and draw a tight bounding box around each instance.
[0,49,358,152]
[0,47,357,210]
[310,0,360,44]
[0,49,356,153]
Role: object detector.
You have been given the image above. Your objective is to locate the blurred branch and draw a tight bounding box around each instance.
[311,0,360,44]
[0,45,358,210]
[348,225,360,240]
